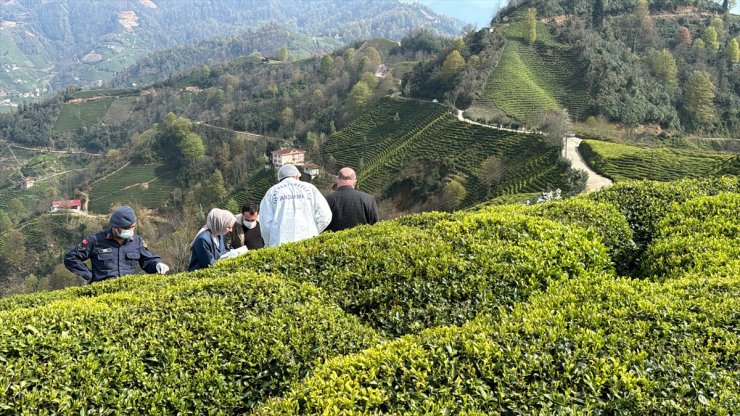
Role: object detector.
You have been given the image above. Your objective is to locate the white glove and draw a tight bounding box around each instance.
[156,263,170,274]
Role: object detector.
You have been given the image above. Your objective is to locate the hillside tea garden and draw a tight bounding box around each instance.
[0,176,739,414]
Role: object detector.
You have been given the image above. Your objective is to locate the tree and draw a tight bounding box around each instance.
[277,46,289,61]
[361,47,381,69]
[525,8,537,44]
[479,155,505,193]
[347,81,372,113]
[179,132,205,161]
[675,26,692,48]
[703,27,720,50]
[650,49,678,89]
[592,0,605,28]
[441,50,465,81]
[694,38,706,49]
[320,54,334,77]
[207,169,227,203]
[535,109,571,149]
[440,179,467,212]
[726,38,740,63]
[683,70,717,128]
[0,210,11,234]
[279,107,295,128]
[0,229,27,271]
[633,0,658,50]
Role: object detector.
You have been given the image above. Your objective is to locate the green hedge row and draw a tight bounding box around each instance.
[403,198,635,275]
[641,193,740,279]
[256,269,740,414]
[0,272,381,414]
[590,176,740,251]
[220,211,612,337]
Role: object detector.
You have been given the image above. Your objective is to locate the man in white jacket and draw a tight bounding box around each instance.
[259,164,332,247]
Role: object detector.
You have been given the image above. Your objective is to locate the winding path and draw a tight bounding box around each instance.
[456,110,612,193]
[562,137,612,193]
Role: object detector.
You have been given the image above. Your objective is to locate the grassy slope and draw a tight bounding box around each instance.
[579,139,739,182]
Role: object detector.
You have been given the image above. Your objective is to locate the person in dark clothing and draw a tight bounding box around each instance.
[64,205,170,284]
[325,167,379,232]
[225,202,265,250]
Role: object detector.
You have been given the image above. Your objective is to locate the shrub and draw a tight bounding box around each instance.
[219,212,612,337]
[590,176,739,251]
[0,273,381,414]
[526,197,636,274]
[640,193,740,278]
[257,270,740,414]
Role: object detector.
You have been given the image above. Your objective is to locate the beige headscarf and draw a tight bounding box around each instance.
[190,208,237,248]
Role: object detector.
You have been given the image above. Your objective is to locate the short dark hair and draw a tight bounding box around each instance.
[241,203,259,214]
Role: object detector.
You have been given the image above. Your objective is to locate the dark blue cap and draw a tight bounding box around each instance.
[110,205,137,227]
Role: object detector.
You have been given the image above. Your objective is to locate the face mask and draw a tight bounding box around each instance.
[243,220,257,229]
[119,229,135,239]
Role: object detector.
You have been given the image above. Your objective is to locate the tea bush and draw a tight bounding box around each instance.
[590,176,739,251]
[641,193,740,278]
[0,273,381,414]
[220,212,612,337]
[257,270,740,414]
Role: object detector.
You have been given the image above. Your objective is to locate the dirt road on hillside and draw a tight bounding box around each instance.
[563,137,612,192]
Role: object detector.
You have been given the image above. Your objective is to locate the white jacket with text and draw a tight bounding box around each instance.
[259,178,332,247]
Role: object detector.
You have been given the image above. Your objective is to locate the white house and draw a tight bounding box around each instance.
[271,148,306,168]
[303,162,321,179]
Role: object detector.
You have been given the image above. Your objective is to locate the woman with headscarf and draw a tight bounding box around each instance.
[188,208,237,272]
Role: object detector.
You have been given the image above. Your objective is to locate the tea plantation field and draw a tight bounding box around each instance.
[1,176,739,413]
[323,98,572,206]
[88,163,179,213]
[469,12,590,123]
[53,90,138,134]
[579,139,739,182]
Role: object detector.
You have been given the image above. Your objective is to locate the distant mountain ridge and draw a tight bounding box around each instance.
[0,0,463,109]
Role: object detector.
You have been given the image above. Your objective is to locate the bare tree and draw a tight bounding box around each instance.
[534,109,572,150]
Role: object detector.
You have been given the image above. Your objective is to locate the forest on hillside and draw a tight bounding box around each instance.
[0,0,463,101]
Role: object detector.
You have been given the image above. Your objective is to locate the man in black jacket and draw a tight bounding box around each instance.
[325,167,379,232]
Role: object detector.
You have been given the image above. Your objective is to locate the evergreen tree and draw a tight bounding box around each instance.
[650,49,678,89]
[703,27,720,50]
[208,169,227,202]
[683,70,717,128]
[726,38,740,63]
[592,0,605,28]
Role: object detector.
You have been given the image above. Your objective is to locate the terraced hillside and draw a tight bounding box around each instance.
[322,98,572,206]
[469,13,590,123]
[88,163,179,213]
[579,140,739,182]
[221,168,277,208]
[53,90,139,134]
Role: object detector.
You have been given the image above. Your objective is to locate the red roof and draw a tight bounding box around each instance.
[271,148,305,156]
[52,200,82,208]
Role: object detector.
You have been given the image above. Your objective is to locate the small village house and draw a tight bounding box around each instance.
[271,148,305,168]
[51,199,82,212]
[303,162,321,179]
[19,177,34,189]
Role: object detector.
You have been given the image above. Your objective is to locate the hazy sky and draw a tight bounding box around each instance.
[418,0,503,28]
[421,1,740,28]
